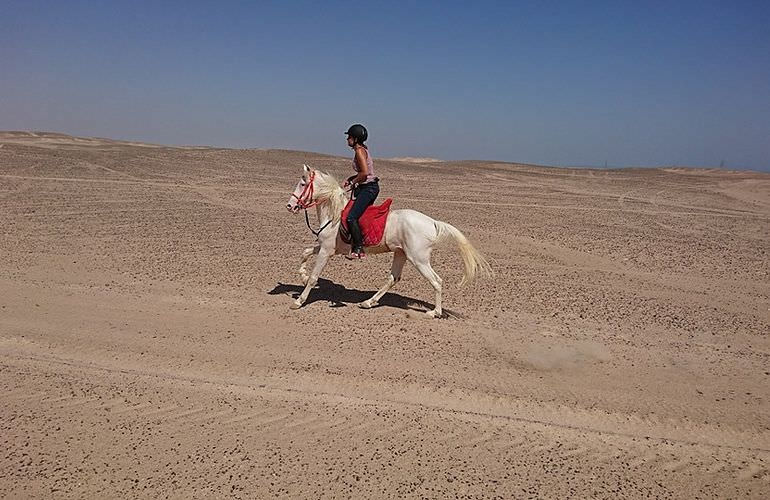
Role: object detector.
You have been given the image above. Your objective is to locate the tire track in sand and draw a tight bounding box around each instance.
[2,353,769,496]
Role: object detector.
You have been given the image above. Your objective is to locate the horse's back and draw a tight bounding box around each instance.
[387,208,436,228]
[384,208,438,250]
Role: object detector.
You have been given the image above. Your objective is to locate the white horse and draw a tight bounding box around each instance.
[286,164,491,318]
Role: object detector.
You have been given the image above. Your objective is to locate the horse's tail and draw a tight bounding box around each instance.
[433,221,492,286]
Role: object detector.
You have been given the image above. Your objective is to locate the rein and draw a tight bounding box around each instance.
[305,210,333,237]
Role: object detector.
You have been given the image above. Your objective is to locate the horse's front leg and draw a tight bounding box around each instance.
[291,247,333,309]
[299,244,320,285]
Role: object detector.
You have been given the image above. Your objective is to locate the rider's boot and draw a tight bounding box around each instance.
[345,218,365,260]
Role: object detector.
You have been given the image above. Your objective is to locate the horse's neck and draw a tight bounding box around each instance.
[318,191,347,224]
[315,205,331,225]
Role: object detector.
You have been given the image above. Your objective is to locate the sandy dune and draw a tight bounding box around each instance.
[385,157,444,164]
[1,131,769,498]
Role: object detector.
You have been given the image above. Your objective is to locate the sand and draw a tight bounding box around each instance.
[1,131,769,498]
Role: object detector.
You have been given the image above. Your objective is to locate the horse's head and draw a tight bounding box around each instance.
[287,164,318,213]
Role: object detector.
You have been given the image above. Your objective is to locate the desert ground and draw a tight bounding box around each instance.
[1,131,768,498]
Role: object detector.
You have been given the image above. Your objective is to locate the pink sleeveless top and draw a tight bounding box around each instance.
[353,147,376,184]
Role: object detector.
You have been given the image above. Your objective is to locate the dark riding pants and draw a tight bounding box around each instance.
[346,181,379,250]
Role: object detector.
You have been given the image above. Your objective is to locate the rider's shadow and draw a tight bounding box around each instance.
[267,279,461,318]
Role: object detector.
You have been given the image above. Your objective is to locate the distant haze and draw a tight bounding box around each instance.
[2,1,769,171]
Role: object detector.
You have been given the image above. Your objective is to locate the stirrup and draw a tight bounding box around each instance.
[345,249,365,260]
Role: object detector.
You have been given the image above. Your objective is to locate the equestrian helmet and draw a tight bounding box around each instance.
[345,124,368,143]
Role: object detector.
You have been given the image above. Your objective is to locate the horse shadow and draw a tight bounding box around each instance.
[267,278,462,319]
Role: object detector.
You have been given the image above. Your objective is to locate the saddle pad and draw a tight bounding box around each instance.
[340,198,393,246]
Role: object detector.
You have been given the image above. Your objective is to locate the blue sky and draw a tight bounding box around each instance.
[2,0,769,170]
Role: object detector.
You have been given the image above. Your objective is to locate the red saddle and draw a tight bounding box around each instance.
[340,198,393,247]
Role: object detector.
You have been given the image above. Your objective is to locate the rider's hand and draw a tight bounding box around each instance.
[343,180,350,188]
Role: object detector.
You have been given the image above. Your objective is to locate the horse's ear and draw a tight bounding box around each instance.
[303,163,311,173]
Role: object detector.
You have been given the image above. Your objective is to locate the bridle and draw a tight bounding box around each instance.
[291,170,333,237]
[291,170,319,210]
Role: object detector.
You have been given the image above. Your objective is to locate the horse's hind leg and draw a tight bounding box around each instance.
[412,256,443,318]
[359,250,406,309]
[299,244,320,285]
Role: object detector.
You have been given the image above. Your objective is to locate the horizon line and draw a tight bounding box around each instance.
[2,129,767,174]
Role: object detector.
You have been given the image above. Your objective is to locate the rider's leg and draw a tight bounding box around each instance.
[345,183,379,256]
[346,216,364,255]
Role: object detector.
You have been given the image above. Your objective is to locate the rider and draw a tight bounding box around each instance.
[343,123,379,260]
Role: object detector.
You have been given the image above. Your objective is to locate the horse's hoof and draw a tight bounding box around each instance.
[358,300,375,309]
[425,310,442,319]
[290,301,302,310]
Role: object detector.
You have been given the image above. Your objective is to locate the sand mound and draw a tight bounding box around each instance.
[387,156,444,163]
[0,130,209,150]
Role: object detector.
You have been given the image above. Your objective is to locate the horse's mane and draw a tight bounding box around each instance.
[313,170,347,222]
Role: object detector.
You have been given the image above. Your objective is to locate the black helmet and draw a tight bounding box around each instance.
[345,123,368,143]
